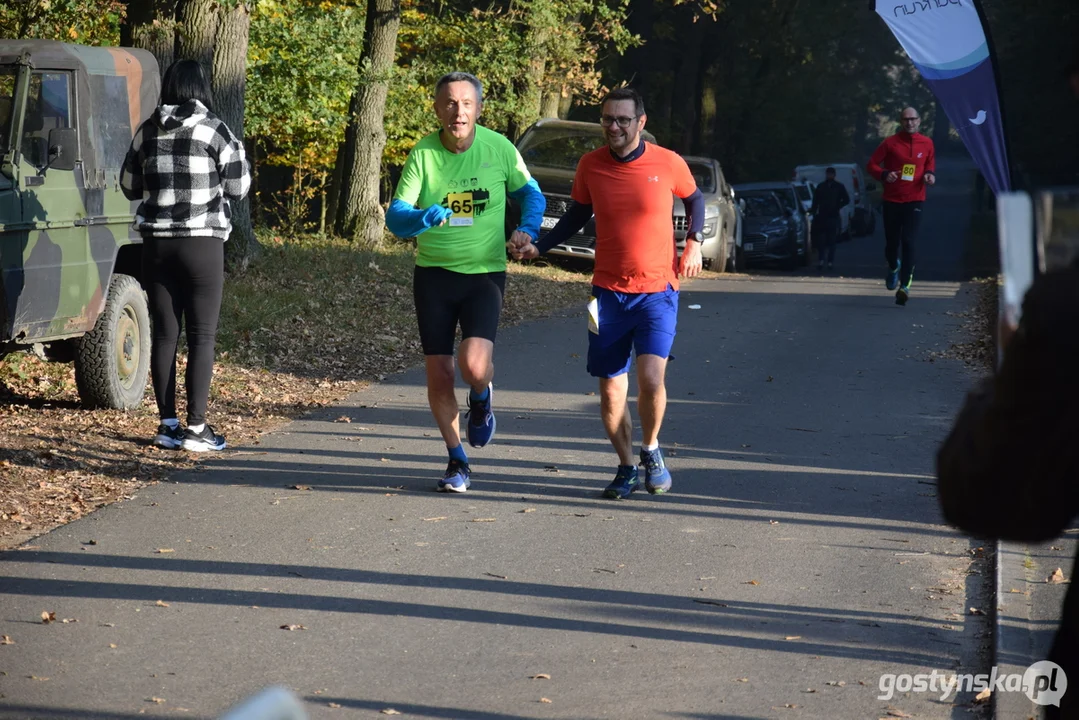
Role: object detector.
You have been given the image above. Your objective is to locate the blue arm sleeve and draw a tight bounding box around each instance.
[534,202,594,255]
[385,199,453,238]
[681,189,705,235]
[508,178,545,241]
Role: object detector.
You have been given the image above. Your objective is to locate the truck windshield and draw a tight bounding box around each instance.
[0,66,15,155]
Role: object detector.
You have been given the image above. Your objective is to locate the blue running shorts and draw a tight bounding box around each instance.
[586,283,678,378]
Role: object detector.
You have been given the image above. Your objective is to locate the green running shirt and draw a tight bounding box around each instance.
[393,125,533,274]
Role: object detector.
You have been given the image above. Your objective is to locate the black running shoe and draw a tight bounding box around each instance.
[182,425,227,452]
[153,423,185,450]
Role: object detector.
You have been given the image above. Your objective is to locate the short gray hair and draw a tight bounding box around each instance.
[435,72,483,103]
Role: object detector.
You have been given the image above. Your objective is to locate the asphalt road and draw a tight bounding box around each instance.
[0,155,1012,719]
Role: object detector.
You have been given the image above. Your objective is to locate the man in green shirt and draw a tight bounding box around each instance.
[386,71,544,493]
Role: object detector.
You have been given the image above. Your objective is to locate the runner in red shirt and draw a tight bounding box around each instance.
[868,106,937,306]
[511,87,704,499]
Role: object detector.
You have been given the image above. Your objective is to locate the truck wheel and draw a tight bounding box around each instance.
[75,274,151,410]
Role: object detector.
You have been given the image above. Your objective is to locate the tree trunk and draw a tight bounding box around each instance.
[540,89,561,118]
[176,0,217,81]
[334,0,401,244]
[325,141,345,234]
[122,0,177,73]
[213,1,258,272]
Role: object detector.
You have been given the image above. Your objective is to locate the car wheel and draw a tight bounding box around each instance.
[712,230,729,274]
[75,274,151,410]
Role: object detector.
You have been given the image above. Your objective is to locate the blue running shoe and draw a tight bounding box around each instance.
[603,465,640,499]
[886,261,901,291]
[437,458,471,493]
[895,285,910,306]
[465,383,496,448]
[641,448,672,494]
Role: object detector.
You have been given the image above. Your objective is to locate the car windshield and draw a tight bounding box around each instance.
[794,184,811,202]
[739,192,783,217]
[0,66,15,155]
[687,162,716,193]
[517,127,606,170]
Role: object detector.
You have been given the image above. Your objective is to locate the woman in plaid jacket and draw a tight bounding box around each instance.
[121,59,250,453]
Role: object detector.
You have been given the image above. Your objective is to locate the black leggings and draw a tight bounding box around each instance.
[142,236,224,426]
[883,201,922,288]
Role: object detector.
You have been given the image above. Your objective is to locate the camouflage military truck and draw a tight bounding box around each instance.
[0,40,160,409]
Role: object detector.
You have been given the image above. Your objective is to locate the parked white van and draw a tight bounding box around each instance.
[793,163,879,237]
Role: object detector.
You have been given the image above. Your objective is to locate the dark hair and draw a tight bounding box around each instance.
[825,167,836,175]
[161,59,213,111]
[435,72,483,104]
[601,87,645,118]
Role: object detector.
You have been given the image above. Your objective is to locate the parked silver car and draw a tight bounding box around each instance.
[674,156,743,273]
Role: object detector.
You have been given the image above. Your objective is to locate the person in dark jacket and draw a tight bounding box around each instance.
[937,260,1079,719]
[121,59,251,453]
[808,167,850,271]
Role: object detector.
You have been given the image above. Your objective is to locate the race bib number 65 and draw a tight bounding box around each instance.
[901,164,916,182]
[447,192,474,226]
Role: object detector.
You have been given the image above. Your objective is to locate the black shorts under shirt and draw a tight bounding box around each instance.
[412,265,506,356]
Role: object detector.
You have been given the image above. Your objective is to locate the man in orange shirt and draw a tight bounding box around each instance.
[511,87,703,499]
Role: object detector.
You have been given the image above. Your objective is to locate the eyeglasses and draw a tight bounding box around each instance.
[902,117,919,122]
[599,115,638,128]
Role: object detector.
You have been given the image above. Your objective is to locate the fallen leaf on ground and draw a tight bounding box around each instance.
[29,675,49,681]
[60,618,77,624]
[0,635,13,644]
[149,697,166,704]
[109,643,117,649]
[884,708,912,718]
[328,703,341,709]
[743,580,760,586]
[280,624,307,631]
[974,687,992,702]
[969,607,985,615]
[519,508,536,513]
[530,673,551,680]
[288,485,311,491]
[470,518,496,523]
[155,548,174,554]
[735,677,749,682]
[155,600,170,607]
[539,698,552,703]
[784,635,801,640]
[423,517,448,522]
[1049,568,1066,584]
[40,611,55,624]
[334,416,351,423]
[825,681,846,687]
[380,710,400,715]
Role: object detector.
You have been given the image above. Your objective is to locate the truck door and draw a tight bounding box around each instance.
[9,68,92,341]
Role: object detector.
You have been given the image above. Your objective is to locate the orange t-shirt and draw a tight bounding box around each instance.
[571,143,697,293]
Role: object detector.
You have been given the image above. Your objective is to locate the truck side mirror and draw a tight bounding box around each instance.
[46,127,77,172]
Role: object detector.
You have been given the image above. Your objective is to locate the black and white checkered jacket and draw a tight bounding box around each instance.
[121,99,250,240]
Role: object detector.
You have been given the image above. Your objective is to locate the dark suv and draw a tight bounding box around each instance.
[514,119,657,261]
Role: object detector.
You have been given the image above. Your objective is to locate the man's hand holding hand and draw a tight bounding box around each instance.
[679,240,703,278]
[507,230,538,261]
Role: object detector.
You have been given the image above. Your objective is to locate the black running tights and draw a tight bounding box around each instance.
[142,236,224,426]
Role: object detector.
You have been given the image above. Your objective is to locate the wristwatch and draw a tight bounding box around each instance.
[686,231,704,243]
